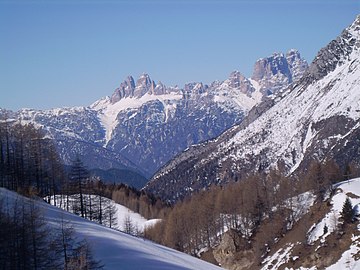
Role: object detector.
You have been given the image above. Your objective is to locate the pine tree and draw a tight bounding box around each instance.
[341,197,354,224]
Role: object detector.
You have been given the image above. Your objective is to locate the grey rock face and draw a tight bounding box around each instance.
[304,15,360,84]
[8,107,144,178]
[133,74,156,97]
[110,76,136,103]
[252,50,308,95]
[227,71,255,96]
[286,49,309,83]
[108,96,244,176]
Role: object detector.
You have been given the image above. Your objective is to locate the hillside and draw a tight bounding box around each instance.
[259,178,360,270]
[145,15,360,202]
[0,187,223,270]
[212,178,360,269]
[143,174,360,269]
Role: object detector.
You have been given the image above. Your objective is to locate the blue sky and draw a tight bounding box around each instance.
[1,0,359,110]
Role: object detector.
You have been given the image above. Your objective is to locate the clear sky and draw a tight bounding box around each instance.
[1,0,359,111]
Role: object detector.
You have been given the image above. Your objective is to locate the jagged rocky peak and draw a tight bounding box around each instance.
[305,15,360,84]
[251,50,308,95]
[227,70,255,95]
[110,75,136,103]
[110,73,171,104]
[152,81,167,95]
[184,82,208,95]
[145,16,360,203]
[133,73,156,97]
[286,49,309,83]
[252,52,289,81]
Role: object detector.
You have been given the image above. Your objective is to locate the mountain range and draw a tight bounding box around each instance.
[0,49,307,188]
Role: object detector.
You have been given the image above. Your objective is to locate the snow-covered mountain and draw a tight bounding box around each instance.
[145,15,360,202]
[0,187,223,270]
[1,50,306,182]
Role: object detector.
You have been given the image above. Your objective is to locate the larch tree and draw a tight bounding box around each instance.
[68,157,89,218]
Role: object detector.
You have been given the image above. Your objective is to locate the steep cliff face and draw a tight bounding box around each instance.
[252,49,308,95]
[145,15,360,202]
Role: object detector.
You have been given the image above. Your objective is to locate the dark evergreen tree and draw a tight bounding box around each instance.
[341,197,354,224]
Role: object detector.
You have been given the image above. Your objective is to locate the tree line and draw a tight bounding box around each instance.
[111,183,169,220]
[144,159,360,259]
[0,119,64,197]
[56,157,170,230]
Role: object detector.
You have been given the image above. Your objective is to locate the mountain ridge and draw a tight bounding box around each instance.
[145,15,360,202]
[1,49,307,183]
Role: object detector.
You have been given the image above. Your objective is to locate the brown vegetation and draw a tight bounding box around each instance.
[144,159,360,268]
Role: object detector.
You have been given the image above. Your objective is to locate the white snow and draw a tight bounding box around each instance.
[304,178,360,269]
[212,82,259,112]
[248,78,263,103]
[113,202,150,232]
[91,93,183,145]
[261,243,294,270]
[2,188,223,270]
[326,234,360,270]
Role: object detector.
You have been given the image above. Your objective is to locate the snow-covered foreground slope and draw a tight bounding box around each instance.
[262,178,360,270]
[1,188,223,270]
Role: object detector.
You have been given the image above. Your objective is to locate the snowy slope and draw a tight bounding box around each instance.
[221,15,360,173]
[146,15,360,202]
[263,178,360,270]
[1,188,223,270]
